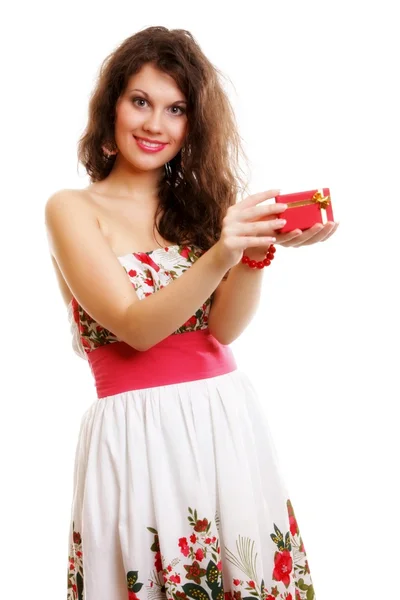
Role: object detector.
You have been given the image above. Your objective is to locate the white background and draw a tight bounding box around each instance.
[1,1,399,598]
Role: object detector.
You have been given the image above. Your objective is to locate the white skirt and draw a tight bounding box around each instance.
[67,369,315,600]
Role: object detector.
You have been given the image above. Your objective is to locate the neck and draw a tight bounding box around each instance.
[95,155,165,204]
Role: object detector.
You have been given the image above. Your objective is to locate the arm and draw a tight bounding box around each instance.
[45,190,229,352]
[207,247,267,345]
[124,246,229,350]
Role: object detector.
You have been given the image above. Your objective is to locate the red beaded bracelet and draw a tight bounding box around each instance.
[241,244,276,269]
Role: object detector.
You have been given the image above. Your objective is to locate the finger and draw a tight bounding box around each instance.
[276,229,303,248]
[239,189,281,210]
[285,224,325,247]
[278,221,339,247]
[241,236,278,248]
[301,222,338,245]
[321,222,340,242]
[274,230,303,245]
[241,219,285,237]
[242,202,288,222]
[312,222,337,243]
[293,223,324,247]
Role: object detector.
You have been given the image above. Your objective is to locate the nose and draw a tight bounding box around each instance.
[143,108,163,134]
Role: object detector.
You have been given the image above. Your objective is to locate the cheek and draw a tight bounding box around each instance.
[115,103,140,129]
[171,118,188,145]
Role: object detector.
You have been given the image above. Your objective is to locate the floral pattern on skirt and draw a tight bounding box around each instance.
[67,501,314,600]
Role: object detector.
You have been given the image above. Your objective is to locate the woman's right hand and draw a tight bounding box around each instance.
[214,189,288,269]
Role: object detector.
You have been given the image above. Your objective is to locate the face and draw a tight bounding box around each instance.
[113,63,188,172]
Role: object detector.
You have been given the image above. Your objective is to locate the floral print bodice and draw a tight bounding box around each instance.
[67,244,214,360]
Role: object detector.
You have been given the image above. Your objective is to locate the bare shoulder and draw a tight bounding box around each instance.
[44,189,97,307]
[44,187,142,348]
[45,188,99,250]
[45,187,84,205]
[45,188,94,221]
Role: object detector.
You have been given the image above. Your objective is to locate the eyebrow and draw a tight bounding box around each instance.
[128,88,187,104]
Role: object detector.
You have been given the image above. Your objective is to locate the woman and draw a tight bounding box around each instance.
[45,26,337,600]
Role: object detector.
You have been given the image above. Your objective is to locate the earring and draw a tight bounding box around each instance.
[181,144,191,157]
[164,162,172,177]
[102,144,118,159]
[179,146,186,172]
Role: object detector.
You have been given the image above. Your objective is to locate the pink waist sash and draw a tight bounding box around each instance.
[87,328,237,398]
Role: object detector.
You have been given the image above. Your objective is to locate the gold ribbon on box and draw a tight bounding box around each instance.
[286,189,331,224]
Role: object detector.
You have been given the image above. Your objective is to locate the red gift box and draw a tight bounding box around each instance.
[275,188,334,233]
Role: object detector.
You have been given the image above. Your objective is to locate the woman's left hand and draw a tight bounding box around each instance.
[274,221,339,247]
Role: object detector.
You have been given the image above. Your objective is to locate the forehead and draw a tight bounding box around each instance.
[125,63,186,101]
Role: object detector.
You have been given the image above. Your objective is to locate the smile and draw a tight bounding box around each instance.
[134,136,169,153]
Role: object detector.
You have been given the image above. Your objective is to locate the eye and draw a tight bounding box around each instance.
[132,97,148,108]
[169,105,186,116]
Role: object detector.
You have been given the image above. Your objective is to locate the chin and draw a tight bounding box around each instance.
[131,151,179,171]
[124,154,163,171]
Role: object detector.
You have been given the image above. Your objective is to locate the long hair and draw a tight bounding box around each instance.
[77,26,248,256]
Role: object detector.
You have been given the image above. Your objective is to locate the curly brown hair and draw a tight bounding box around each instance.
[77,26,248,255]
